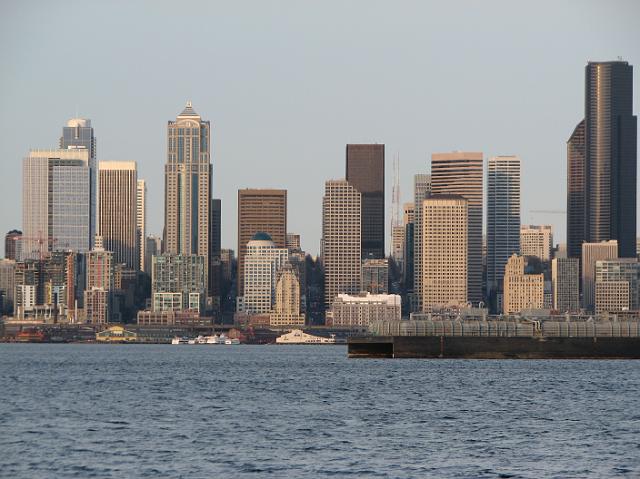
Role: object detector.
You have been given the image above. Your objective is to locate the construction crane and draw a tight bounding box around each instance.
[15,234,59,261]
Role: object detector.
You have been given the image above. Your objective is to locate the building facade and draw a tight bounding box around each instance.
[487,156,521,296]
[242,233,289,314]
[421,196,468,312]
[98,161,138,270]
[520,225,553,261]
[582,240,618,312]
[431,151,483,304]
[412,174,431,311]
[594,259,640,313]
[503,254,544,315]
[270,265,305,327]
[22,149,90,259]
[322,180,361,308]
[152,254,206,312]
[60,118,97,248]
[361,258,389,294]
[567,61,637,259]
[328,293,401,327]
[5,230,21,261]
[164,102,211,289]
[551,257,579,313]
[237,189,287,296]
[345,144,385,259]
[136,179,146,272]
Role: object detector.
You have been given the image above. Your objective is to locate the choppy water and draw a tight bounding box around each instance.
[0,344,639,478]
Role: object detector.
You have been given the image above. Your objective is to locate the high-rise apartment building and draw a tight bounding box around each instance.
[431,152,483,304]
[581,240,618,312]
[237,189,287,296]
[567,61,637,259]
[520,225,553,261]
[98,162,138,270]
[322,180,361,308]
[136,180,146,272]
[22,149,90,259]
[84,247,115,324]
[503,254,544,315]
[242,233,289,314]
[412,174,431,310]
[595,259,640,313]
[346,144,385,259]
[421,196,468,312]
[5,230,21,261]
[487,156,521,294]
[60,118,97,249]
[551,257,579,312]
[152,254,206,313]
[164,102,211,288]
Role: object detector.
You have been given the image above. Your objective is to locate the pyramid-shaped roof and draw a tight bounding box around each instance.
[178,101,199,117]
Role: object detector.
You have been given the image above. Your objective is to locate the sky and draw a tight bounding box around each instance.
[1,0,639,256]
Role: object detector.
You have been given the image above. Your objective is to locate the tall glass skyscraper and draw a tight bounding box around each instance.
[487,156,521,300]
[22,149,90,259]
[60,118,96,247]
[567,61,637,259]
[164,102,212,290]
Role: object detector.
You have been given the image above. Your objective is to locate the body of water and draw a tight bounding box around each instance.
[0,344,638,478]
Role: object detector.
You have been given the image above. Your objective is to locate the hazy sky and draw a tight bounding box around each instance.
[1,0,639,256]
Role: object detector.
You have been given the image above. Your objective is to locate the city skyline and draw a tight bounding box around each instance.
[2,1,638,256]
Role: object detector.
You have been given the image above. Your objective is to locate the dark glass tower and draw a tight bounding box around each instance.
[568,61,637,259]
[346,144,385,259]
[566,120,586,259]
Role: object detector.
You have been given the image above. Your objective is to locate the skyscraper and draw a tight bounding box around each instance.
[60,118,97,249]
[164,102,211,284]
[487,156,521,296]
[237,189,287,296]
[346,144,385,259]
[566,120,586,259]
[322,180,361,308]
[4,230,22,261]
[503,254,544,315]
[22,149,90,259]
[412,174,431,311]
[431,151,483,304]
[270,264,305,328]
[421,196,468,312]
[567,61,637,259]
[136,179,146,272]
[209,198,222,304]
[98,161,138,270]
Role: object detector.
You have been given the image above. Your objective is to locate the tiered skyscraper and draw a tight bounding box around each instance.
[345,144,385,259]
[431,152,483,304]
[60,118,97,248]
[567,61,637,259]
[164,102,212,288]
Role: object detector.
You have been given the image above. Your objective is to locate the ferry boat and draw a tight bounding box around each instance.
[275,329,344,344]
[170,334,240,345]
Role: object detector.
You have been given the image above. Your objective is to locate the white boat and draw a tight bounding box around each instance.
[275,329,344,344]
[171,337,189,345]
[230,338,240,345]
[205,335,220,344]
[224,339,232,345]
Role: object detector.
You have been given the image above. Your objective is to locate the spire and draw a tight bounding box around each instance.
[178,101,199,117]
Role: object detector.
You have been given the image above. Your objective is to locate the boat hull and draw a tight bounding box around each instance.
[348,336,640,359]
